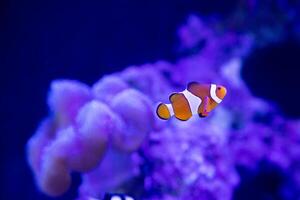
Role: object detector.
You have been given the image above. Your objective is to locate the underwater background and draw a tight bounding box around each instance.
[1,0,300,200]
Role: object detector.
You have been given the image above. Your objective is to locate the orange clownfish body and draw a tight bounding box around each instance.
[156,82,227,121]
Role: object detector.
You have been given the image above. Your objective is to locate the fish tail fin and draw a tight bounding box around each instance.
[156,103,172,120]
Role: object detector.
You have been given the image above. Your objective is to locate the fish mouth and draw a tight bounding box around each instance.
[223,87,227,96]
[218,85,227,97]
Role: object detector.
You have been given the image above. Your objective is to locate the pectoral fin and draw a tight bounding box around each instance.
[198,97,210,117]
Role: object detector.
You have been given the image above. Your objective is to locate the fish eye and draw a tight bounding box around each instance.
[217,87,221,90]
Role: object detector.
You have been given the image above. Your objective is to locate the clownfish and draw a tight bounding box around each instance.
[156,82,227,121]
[102,193,135,200]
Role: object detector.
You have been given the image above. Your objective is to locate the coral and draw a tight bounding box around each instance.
[27,79,155,198]
[27,11,300,200]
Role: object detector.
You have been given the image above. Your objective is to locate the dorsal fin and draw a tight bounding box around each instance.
[187,82,209,98]
[187,81,200,90]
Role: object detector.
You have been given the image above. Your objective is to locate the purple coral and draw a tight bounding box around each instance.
[27,13,300,200]
[27,78,154,198]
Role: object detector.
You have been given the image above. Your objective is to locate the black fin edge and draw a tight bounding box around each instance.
[187,81,200,89]
[175,116,190,121]
[198,113,208,118]
[169,92,179,102]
